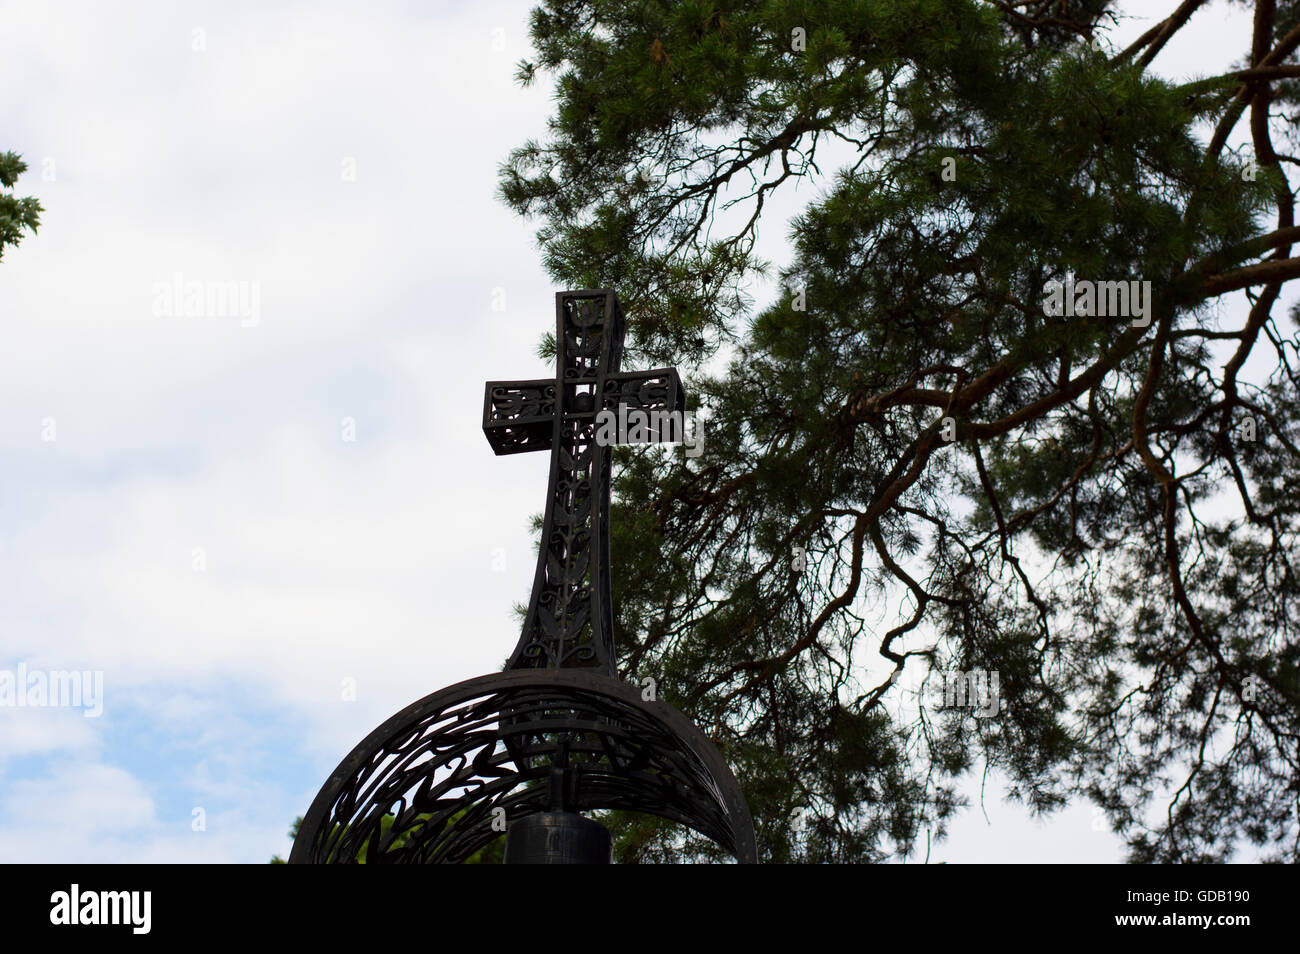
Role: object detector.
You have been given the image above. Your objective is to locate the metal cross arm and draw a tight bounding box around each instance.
[483,370,685,456]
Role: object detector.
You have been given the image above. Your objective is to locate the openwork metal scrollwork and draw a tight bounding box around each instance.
[289,671,756,863]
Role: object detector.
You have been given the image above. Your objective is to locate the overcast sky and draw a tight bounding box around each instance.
[0,0,1262,863]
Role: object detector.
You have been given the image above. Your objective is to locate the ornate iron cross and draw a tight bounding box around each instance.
[291,288,755,864]
[483,289,684,675]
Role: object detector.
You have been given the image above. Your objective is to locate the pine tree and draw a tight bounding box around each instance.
[500,0,1300,862]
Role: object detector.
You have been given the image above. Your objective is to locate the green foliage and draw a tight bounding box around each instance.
[502,0,1300,862]
[268,817,300,863]
[270,814,505,863]
[0,152,42,260]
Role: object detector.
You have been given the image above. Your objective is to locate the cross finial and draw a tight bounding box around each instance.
[483,290,684,674]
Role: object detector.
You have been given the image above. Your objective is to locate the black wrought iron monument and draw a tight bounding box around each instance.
[289,289,756,863]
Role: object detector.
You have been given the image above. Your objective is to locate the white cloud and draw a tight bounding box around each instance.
[0,708,100,760]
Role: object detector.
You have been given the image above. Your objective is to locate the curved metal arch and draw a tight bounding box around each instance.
[288,670,757,864]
